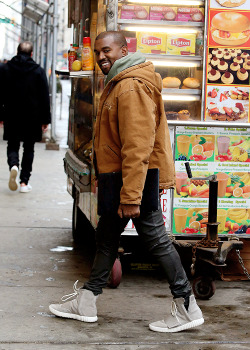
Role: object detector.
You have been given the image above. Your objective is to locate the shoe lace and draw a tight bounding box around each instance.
[61,280,80,302]
[171,300,178,317]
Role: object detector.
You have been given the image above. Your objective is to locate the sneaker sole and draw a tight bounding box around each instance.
[149,317,204,333]
[49,305,98,323]
[9,168,18,191]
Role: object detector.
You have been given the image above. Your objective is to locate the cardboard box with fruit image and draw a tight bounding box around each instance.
[173,207,250,234]
[214,135,250,162]
[175,134,215,162]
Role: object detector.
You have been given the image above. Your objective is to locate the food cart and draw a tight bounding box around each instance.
[63,0,250,295]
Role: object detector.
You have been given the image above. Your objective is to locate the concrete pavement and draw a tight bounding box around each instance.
[0,84,250,349]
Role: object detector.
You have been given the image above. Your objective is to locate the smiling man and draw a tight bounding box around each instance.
[49,31,204,333]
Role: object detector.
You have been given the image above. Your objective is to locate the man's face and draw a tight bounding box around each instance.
[94,36,128,75]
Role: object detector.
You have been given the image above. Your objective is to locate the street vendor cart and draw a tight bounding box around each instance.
[62,0,250,295]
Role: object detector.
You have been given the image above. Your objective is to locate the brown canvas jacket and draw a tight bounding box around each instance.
[94,60,176,205]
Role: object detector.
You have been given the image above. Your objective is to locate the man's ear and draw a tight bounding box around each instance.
[121,45,128,57]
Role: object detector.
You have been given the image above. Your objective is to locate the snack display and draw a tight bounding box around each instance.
[136,32,166,54]
[119,5,149,20]
[207,48,250,84]
[149,6,177,21]
[166,34,196,56]
[210,12,250,46]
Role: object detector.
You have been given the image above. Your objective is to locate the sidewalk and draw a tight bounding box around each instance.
[0,89,249,349]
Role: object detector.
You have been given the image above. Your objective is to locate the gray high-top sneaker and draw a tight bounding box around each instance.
[149,295,204,333]
[49,281,98,322]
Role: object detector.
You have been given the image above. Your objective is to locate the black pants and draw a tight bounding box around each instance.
[84,206,191,299]
[7,140,35,185]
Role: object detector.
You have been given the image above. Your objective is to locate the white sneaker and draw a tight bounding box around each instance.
[149,295,204,333]
[8,166,18,191]
[20,184,32,193]
[49,281,98,322]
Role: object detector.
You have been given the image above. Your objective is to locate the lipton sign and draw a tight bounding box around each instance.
[142,36,161,45]
[171,38,191,47]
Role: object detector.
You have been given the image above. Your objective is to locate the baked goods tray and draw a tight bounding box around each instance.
[162,88,201,95]
[118,19,204,28]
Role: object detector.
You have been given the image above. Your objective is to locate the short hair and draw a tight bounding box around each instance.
[17,41,33,56]
[95,31,127,48]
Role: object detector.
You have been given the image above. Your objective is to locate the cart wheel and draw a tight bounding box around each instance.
[108,258,122,289]
[192,276,216,300]
[72,198,95,245]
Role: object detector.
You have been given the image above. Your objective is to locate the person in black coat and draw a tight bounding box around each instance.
[0,41,51,192]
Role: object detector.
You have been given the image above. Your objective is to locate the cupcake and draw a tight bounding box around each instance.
[209,53,212,59]
[217,60,228,73]
[216,50,224,59]
[212,49,219,55]
[236,49,242,55]
[237,68,249,84]
[233,56,243,65]
[230,62,241,75]
[207,64,212,73]
[244,55,250,62]
[208,69,221,83]
[211,56,220,68]
[243,61,250,71]
[223,52,232,62]
[230,50,237,58]
[208,57,211,64]
[241,52,249,59]
[221,71,234,84]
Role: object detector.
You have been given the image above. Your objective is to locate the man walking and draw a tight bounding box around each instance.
[0,41,51,192]
[49,31,204,332]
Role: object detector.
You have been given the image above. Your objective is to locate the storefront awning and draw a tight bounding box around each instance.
[22,0,49,22]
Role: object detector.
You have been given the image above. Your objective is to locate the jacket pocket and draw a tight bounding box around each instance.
[103,144,121,160]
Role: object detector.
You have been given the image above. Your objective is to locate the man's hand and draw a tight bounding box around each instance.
[118,204,140,219]
[42,124,49,132]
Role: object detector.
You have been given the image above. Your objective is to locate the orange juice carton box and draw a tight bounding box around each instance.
[126,37,137,53]
[176,8,204,22]
[119,4,149,20]
[149,6,177,21]
[136,32,167,54]
[166,34,196,56]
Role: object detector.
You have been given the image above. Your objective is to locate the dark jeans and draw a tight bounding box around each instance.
[84,206,191,299]
[7,140,35,185]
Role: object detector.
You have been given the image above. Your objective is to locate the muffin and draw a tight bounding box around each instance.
[178,110,190,120]
[230,62,241,75]
[211,56,220,68]
[221,71,234,84]
[223,52,232,62]
[208,69,221,83]
[233,56,243,65]
[166,111,178,120]
[237,68,249,84]
[230,49,237,58]
[217,60,228,73]
[216,50,224,59]
[243,61,250,71]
